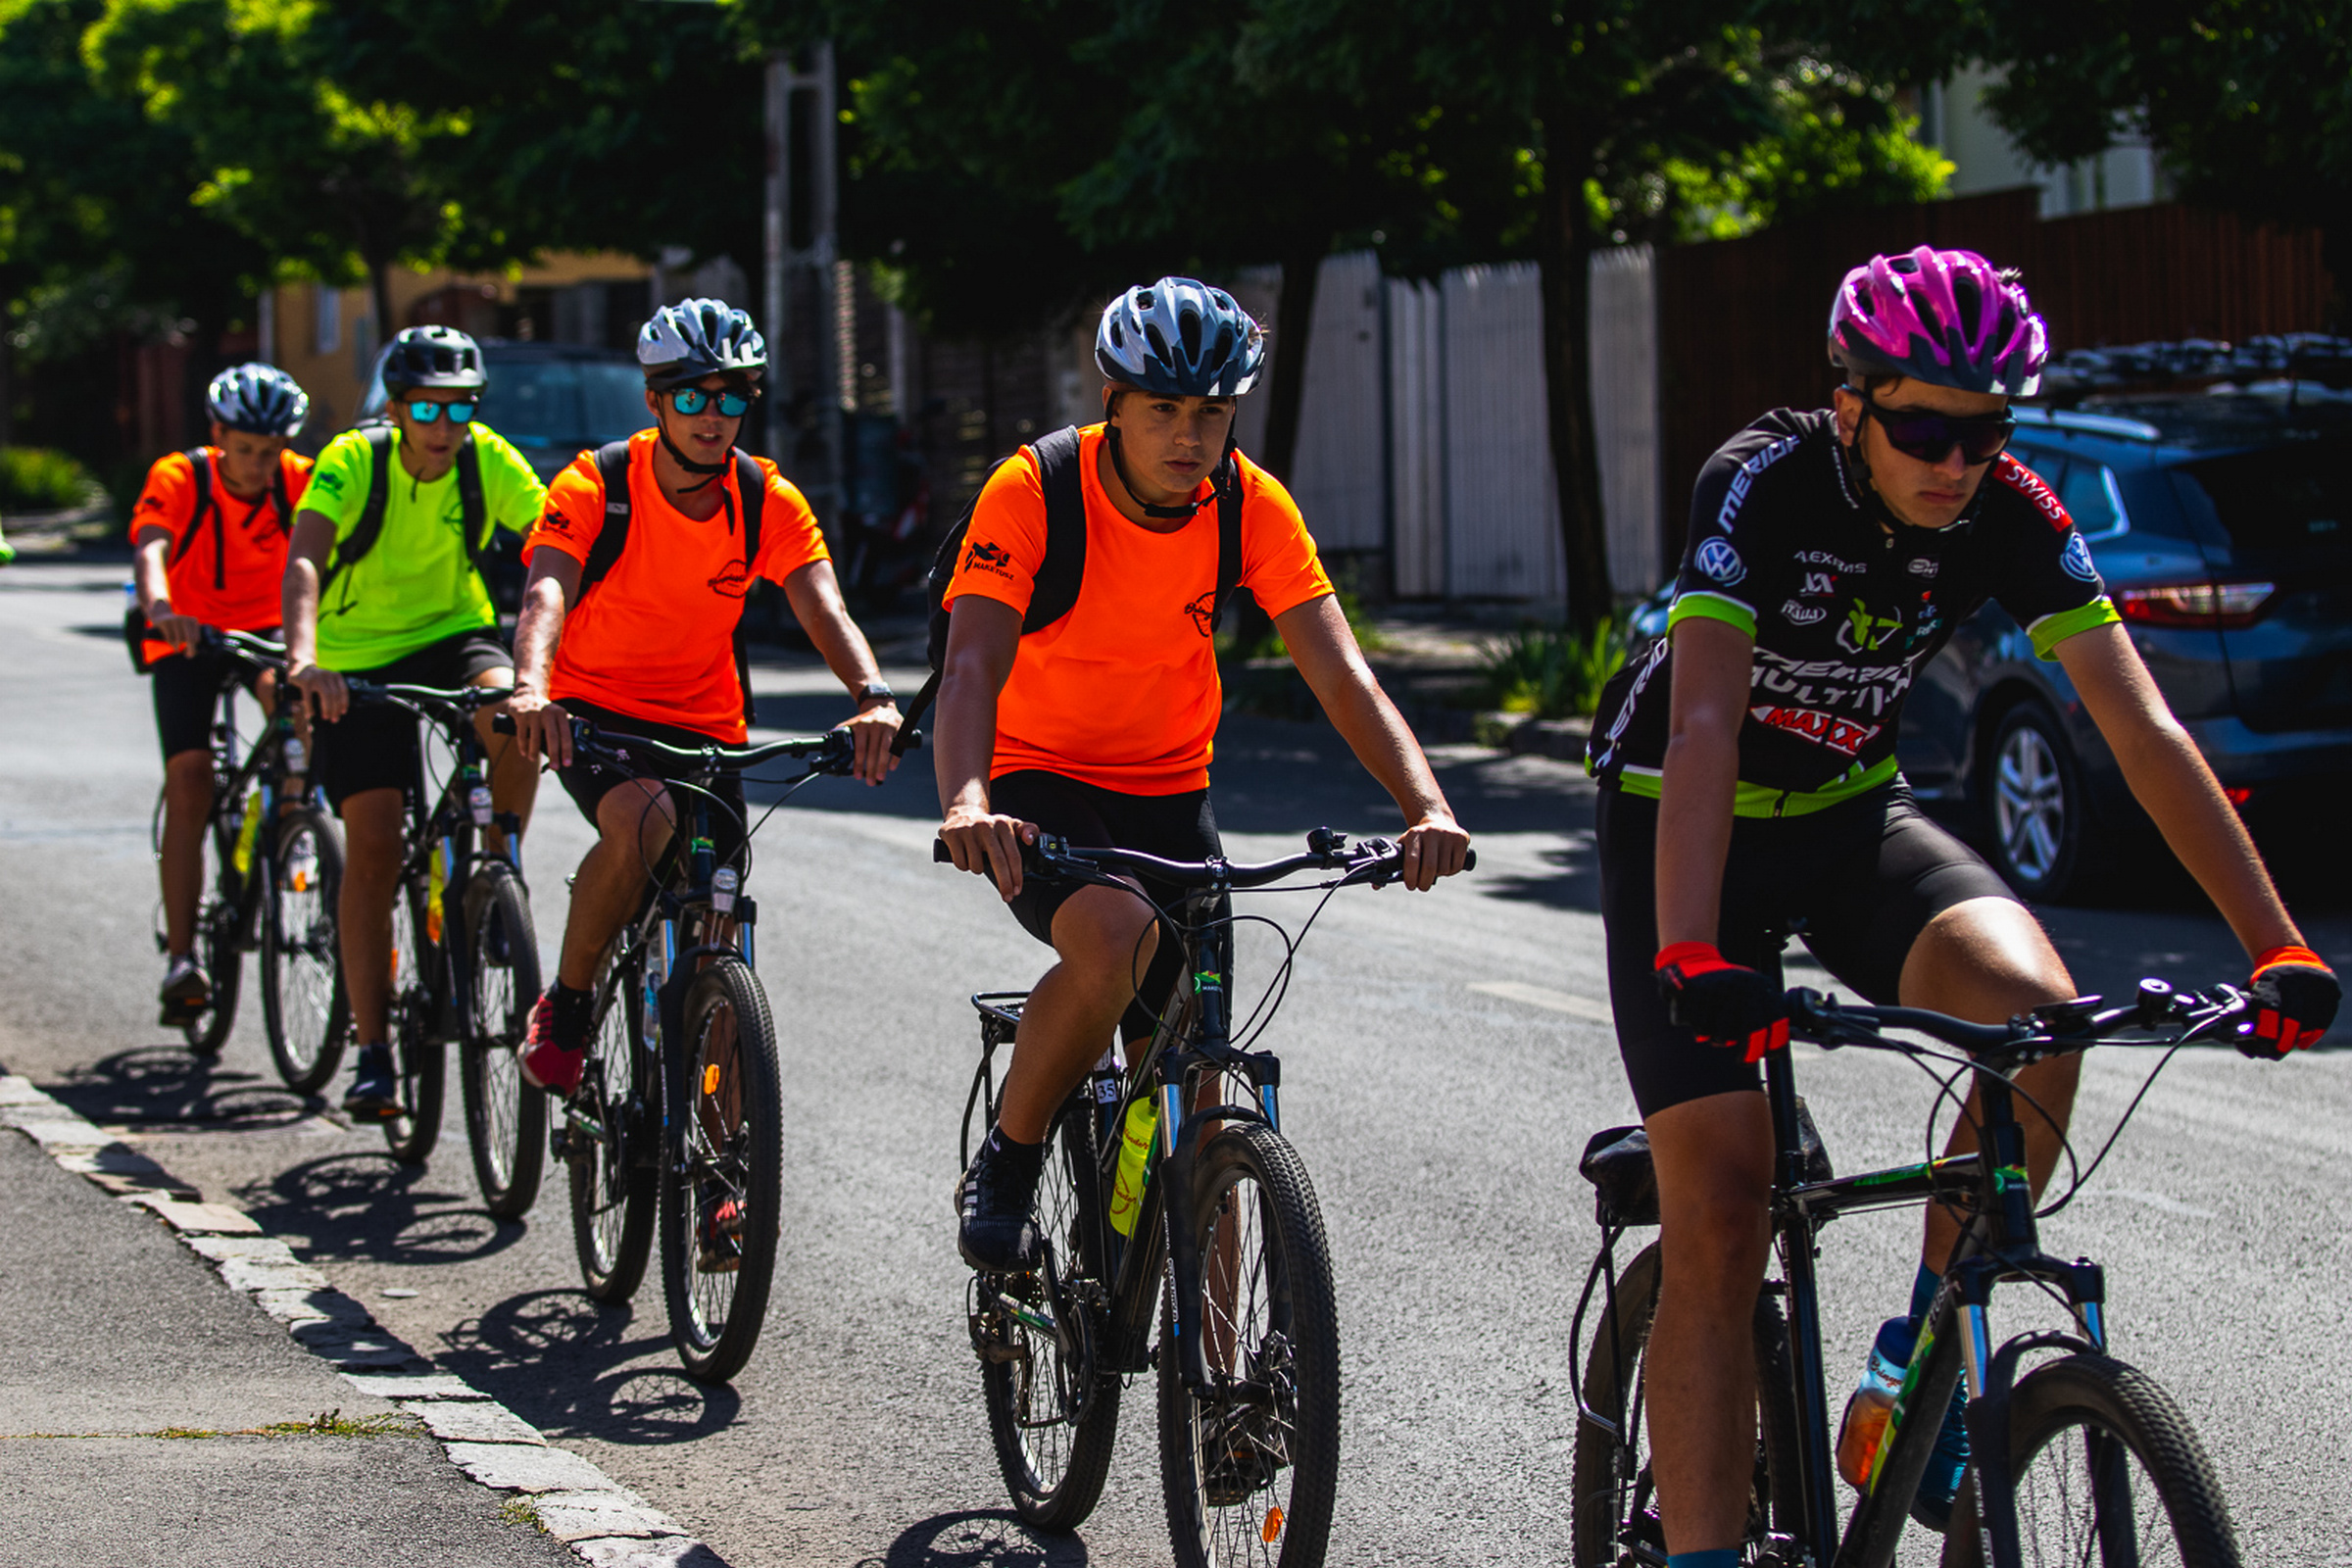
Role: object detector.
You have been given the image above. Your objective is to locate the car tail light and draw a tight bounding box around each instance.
[2113,581,2275,629]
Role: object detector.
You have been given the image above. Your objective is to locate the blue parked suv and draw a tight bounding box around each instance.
[1635,375,2352,901]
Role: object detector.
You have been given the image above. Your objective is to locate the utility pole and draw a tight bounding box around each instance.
[811,39,845,523]
[768,42,844,518]
[762,51,790,461]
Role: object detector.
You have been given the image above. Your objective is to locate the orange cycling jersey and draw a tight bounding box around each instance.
[129,447,312,649]
[945,423,1333,794]
[524,430,830,743]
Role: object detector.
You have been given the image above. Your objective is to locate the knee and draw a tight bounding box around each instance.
[1053,890,1158,980]
[597,784,674,858]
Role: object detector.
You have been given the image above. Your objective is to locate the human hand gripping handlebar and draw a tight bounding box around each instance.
[929,824,1475,889]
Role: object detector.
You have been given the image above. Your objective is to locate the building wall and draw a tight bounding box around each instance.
[1924,66,2168,220]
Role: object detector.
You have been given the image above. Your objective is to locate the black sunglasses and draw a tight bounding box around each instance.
[667,386,753,418]
[1860,391,2015,466]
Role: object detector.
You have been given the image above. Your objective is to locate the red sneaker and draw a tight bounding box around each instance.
[517,994,586,1095]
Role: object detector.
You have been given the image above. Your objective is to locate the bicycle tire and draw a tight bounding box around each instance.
[979,1088,1123,1532]
[659,958,782,1383]
[380,879,446,1165]
[460,864,545,1219]
[261,806,346,1093]
[1567,1240,1802,1567]
[181,812,243,1056]
[1157,1122,1341,1568]
[569,937,656,1302]
[1939,1351,2239,1568]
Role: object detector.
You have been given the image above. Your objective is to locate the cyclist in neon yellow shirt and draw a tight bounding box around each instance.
[283,325,547,1118]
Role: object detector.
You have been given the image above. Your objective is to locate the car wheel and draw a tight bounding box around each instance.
[1984,701,2094,901]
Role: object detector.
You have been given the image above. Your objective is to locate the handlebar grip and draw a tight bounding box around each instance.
[491,712,517,735]
[932,839,954,864]
[899,727,924,753]
[1463,849,1477,872]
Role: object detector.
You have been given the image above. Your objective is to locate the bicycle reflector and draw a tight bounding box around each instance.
[2114,581,2274,629]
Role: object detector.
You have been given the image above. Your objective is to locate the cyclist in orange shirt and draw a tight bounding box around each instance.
[936,277,1472,1271]
[130,364,313,1026]
[507,299,901,1094]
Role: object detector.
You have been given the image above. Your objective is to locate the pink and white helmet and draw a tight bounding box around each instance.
[1828,246,2047,397]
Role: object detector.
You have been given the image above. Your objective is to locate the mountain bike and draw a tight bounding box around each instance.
[1567,955,2257,1568]
[337,680,541,1212]
[148,628,344,1086]
[937,827,1475,1568]
[521,713,877,1384]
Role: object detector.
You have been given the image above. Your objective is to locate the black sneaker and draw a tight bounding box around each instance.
[343,1043,402,1120]
[955,1138,1043,1274]
[159,955,209,1027]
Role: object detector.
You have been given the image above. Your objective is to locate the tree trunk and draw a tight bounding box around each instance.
[1257,234,1328,482]
[1536,147,1616,633]
[368,257,396,363]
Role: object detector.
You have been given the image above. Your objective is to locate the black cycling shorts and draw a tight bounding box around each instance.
[313,629,512,810]
[553,700,749,872]
[987,769,1220,1044]
[150,632,275,761]
[1596,783,2020,1117]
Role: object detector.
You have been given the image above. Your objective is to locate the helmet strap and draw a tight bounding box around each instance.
[1103,421,1230,521]
[654,404,729,491]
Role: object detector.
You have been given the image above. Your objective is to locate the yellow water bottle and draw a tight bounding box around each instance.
[232,789,264,876]
[1108,1097,1159,1237]
[426,838,450,944]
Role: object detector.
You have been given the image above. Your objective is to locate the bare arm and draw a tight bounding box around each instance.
[1653,616,1752,951]
[508,549,580,765]
[780,559,899,784]
[2056,621,2302,957]
[1275,593,1468,890]
[133,527,202,653]
[281,510,347,720]
[933,595,1028,897]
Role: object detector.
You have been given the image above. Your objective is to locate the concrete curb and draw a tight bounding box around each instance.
[1,1074,725,1568]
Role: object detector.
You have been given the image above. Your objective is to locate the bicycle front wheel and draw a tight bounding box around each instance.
[1567,1240,1800,1567]
[182,817,243,1057]
[261,806,346,1093]
[380,881,446,1165]
[461,864,545,1219]
[980,1088,1122,1532]
[1157,1122,1340,1568]
[569,938,656,1301]
[1940,1352,2239,1568]
[659,958,782,1384]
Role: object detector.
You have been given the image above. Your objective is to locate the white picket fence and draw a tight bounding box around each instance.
[1240,247,1662,602]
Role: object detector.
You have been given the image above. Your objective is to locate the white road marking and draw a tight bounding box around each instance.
[1470,980,1615,1024]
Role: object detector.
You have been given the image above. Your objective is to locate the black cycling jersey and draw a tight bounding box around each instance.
[1588,407,2118,814]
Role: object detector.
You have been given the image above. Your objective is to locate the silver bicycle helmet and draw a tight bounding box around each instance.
[638,298,766,390]
[1095,277,1265,397]
[205,363,309,437]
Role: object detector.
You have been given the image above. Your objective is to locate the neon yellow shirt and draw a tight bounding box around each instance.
[302,423,546,669]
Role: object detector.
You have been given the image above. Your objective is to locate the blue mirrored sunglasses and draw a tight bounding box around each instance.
[667,386,752,418]
[406,399,476,424]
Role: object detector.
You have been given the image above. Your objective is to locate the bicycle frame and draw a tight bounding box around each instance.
[185,636,309,948]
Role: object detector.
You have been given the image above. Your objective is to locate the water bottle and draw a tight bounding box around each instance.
[1837,1316,1917,1488]
[1108,1097,1159,1237]
[232,788,265,876]
[644,926,670,1045]
[426,837,451,945]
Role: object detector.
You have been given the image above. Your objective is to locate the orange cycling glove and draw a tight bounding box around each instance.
[1655,941,1789,1063]
[2241,945,2338,1059]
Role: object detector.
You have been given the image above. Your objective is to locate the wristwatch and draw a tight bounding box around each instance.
[856,680,897,709]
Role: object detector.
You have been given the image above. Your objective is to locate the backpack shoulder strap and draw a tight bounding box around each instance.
[729,448,768,728]
[269,457,292,536]
[578,440,636,591]
[168,448,216,568]
[323,427,397,590]
[456,435,488,573]
[1022,424,1087,633]
[1211,456,1245,632]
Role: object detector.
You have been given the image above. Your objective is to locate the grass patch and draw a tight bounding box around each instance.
[1476,620,1631,720]
[500,1496,550,1534]
[0,447,105,512]
[252,1408,420,1438]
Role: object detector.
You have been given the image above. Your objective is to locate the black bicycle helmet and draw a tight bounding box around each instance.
[638,298,766,391]
[381,325,486,394]
[206,363,309,437]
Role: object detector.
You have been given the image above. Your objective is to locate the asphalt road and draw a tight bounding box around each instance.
[3,559,2348,1567]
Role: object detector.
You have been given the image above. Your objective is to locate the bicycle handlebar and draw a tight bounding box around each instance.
[930,826,1476,890]
[197,626,290,672]
[1785,978,2252,1062]
[343,679,514,722]
[486,711,918,776]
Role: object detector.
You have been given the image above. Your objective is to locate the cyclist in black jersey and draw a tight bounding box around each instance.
[1588,246,2339,1562]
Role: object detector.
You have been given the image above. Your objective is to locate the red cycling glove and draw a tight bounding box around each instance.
[1655,941,1789,1063]
[2242,944,2338,1059]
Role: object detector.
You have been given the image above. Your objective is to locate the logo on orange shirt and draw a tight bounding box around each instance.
[1184,589,1221,637]
[540,508,574,536]
[964,539,1014,577]
[708,561,752,599]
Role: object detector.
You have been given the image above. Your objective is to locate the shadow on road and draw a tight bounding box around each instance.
[233,1152,525,1265]
[435,1289,741,1446]
[857,1510,1092,1567]
[44,1044,320,1130]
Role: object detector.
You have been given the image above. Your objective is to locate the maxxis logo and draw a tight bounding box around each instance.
[1695,537,1746,586]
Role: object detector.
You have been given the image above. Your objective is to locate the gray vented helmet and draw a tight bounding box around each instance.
[206,363,309,437]
[1095,277,1265,397]
[638,298,766,390]
[381,325,486,394]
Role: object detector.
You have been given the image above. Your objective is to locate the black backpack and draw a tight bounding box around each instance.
[894,424,1245,746]
[575,440,768,726]
[320,425,488,602]
[124,447,294,673]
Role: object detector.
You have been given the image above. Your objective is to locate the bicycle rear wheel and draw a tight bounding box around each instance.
[461,864,545,1219]
[1939,1352,2239,1568]
[1157,1122,1340,1568]
[1567,1240,1801,1567]
[182,816,243,1057]
[380,880,446,1165]
[569,938,656,1301]
[261,806,346,1093]
[978,1087,1122,1532]
[659,958,782,1383]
